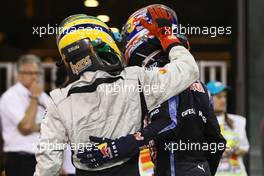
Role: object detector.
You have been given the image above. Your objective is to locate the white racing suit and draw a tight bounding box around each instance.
[34,46,199,176]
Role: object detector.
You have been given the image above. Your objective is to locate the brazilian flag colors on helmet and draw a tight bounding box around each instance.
[57,14,121,60]
[56,14,124,78]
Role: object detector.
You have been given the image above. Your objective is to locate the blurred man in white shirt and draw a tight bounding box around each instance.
[0,54,49,176]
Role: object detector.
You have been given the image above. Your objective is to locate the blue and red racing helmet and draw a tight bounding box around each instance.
[121,4,178,64]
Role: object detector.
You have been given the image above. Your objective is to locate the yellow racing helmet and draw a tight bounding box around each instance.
[56,14,124,78]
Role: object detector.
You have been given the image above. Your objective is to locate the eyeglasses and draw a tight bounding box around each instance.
[19,71,42,75]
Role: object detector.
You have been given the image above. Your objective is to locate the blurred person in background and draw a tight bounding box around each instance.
[0,54,49,176]
[206,81,249,176]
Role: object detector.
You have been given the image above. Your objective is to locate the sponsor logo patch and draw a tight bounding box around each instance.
[159,68,167,74]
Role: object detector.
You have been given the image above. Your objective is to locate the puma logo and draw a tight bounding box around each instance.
[197,164,205,172]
